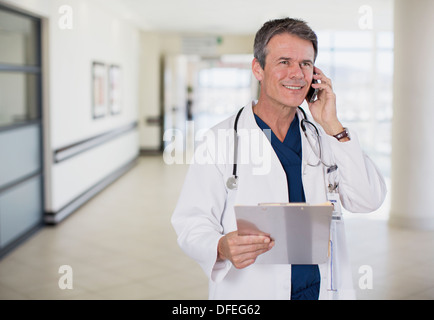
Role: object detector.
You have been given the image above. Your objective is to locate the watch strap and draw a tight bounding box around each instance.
[333,128,349,141]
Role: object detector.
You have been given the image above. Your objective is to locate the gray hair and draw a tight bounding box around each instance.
[254,18,318,69]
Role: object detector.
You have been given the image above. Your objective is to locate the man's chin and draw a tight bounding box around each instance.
[281,97,307,108]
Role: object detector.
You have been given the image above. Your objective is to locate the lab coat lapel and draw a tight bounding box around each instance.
[235,102,288,202]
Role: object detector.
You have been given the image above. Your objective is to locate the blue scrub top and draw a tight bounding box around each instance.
[254,113,320,300]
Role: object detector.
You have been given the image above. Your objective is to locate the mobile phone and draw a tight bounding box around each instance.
[306,78,319,103]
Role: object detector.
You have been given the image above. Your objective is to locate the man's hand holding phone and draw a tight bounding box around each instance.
[306,67,345,137]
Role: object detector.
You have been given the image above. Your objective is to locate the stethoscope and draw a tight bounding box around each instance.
[226,106,337,190]
[226,107,244,190]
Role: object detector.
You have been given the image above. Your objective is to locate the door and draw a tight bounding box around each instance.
[0,5,43,258]
[162,54,258,160]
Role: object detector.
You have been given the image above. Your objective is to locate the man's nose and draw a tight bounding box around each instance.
[288,64,304,79]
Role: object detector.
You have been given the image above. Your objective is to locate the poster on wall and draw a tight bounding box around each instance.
[92,61,107,119]
[108,65,121,115]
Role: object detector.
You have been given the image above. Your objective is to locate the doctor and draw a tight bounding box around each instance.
[171,18,386,300]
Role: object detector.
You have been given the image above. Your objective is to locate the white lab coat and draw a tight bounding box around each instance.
[171,101,386,300]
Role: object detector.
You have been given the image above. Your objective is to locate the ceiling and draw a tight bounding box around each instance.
[97,0,394,35]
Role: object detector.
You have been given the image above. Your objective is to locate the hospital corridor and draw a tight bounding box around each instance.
[1,156,434,300]
[1,0,434,301]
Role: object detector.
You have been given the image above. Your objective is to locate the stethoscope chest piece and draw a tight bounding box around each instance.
[226,176,238,190]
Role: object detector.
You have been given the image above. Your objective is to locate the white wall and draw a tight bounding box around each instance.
[46,0,140,148]
[2,0,140,215]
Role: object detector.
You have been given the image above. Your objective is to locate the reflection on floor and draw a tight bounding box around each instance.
[0,156,433,300]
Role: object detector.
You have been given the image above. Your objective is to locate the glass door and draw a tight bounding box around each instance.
[0,4,43,258]
[162,54,257,159]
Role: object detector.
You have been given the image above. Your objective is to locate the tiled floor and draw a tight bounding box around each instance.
[0,155,433,300]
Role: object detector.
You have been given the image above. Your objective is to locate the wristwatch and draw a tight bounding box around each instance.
[333,127,350,141]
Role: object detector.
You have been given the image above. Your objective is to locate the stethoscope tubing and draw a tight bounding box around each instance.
[232,107,244,178]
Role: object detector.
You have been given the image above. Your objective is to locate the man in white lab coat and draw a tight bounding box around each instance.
[171,18,386,300]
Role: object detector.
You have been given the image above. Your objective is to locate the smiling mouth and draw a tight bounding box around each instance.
[283,85,304,90]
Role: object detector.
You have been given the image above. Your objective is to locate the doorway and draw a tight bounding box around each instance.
[0,4,44,258]
[162,54,258,156]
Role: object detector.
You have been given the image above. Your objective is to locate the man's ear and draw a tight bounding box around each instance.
[252,58,264,82]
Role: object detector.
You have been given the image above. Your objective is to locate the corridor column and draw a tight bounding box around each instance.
[389,0,434,230]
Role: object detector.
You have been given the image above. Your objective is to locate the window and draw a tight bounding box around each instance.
[316,30,393,178]
[0,6,41,128]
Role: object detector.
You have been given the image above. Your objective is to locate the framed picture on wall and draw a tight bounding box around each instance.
[92,61,107,119]
[108,64,121,115]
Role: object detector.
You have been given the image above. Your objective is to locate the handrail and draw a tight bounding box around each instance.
[53,121,138,163]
